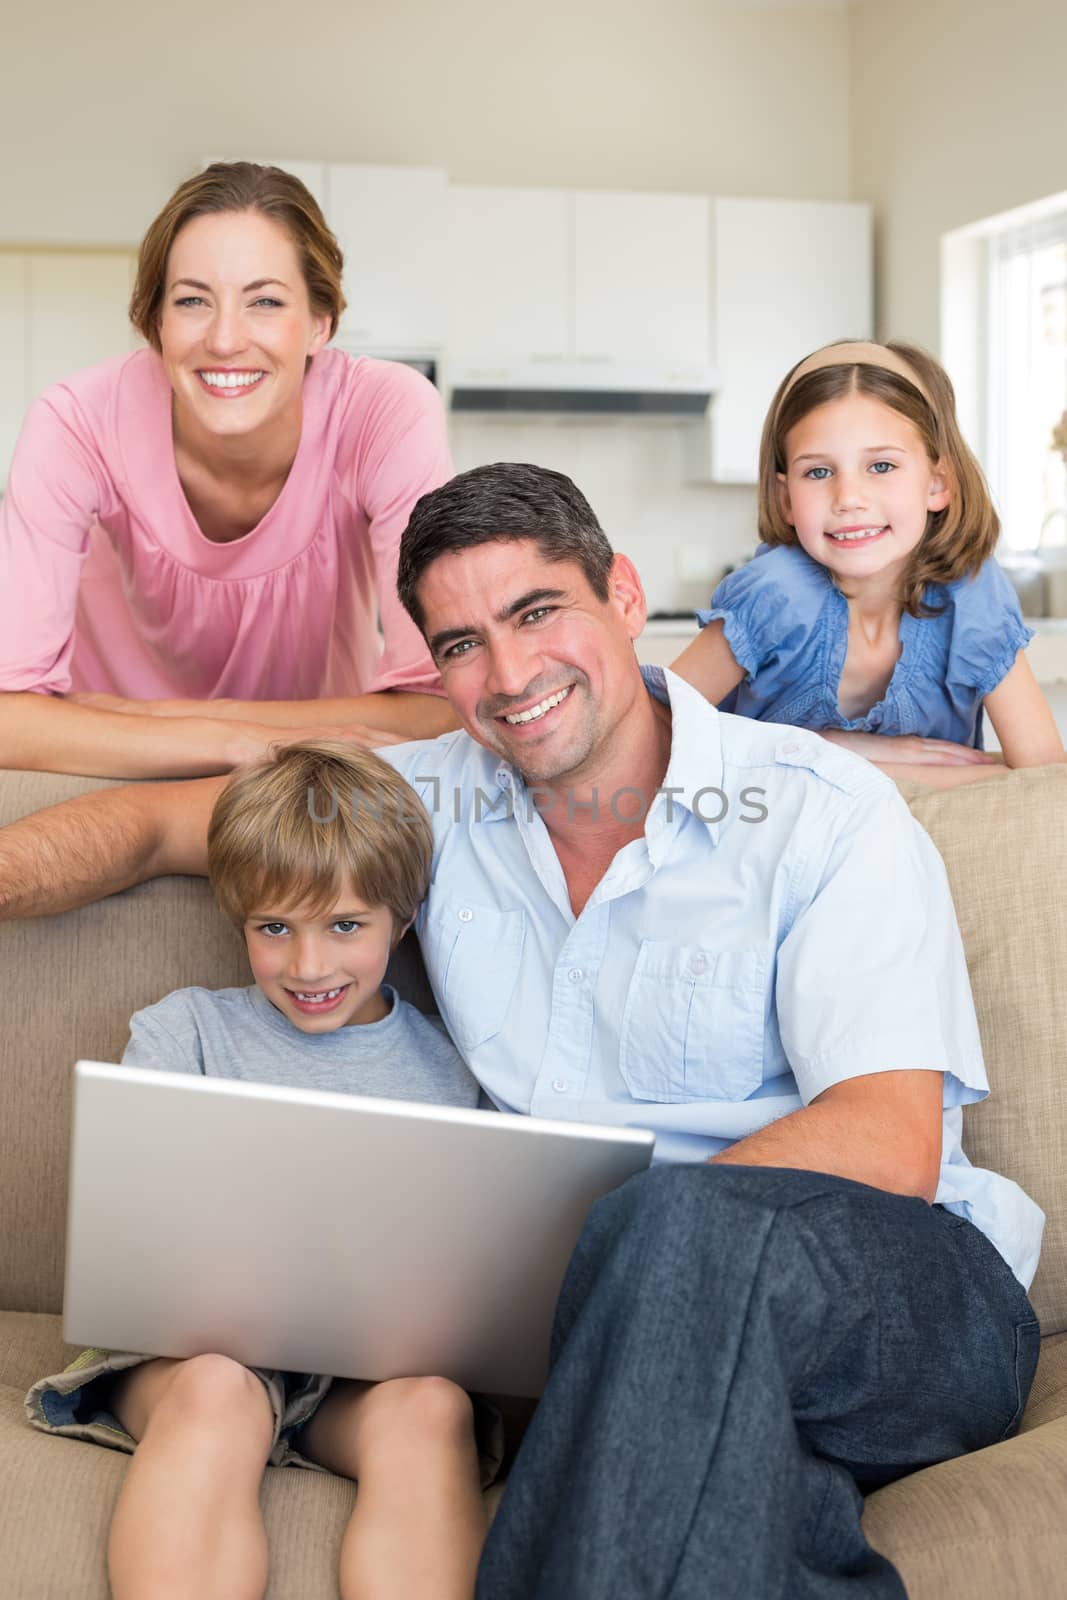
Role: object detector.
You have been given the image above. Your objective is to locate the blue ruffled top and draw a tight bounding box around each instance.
[697,544,1033,749]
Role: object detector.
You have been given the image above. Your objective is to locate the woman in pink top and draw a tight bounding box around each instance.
[0,162,456,777]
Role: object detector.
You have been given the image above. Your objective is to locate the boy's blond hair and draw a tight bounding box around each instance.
[207,741,433,940]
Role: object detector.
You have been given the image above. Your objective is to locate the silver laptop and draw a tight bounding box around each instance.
[63,1061,655,1397]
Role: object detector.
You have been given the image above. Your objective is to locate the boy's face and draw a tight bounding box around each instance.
[242,882,397,1033]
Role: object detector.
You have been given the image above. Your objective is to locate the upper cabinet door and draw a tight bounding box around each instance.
[709,198,872,482]
[573,192,710,366]
[27,252,138,399]
[328,164,448,352]
[446,186,572,364]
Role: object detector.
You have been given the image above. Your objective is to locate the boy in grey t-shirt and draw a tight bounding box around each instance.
[28,742,492,1600]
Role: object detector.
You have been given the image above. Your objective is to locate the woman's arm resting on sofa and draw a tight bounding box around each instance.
[0,691,325,780]
[68,689,460,741]
[0,775,222,919]
[0,693,422,779]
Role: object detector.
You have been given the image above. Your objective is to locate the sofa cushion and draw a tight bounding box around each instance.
[4,1308,1067,1595]
[0,1311,80,1394]
[897,767,1067,1332]
[862,1412,1067,1598]
[1016,1330,1067,1433]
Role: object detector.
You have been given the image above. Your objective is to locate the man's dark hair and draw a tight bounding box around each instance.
[397,462,616,631]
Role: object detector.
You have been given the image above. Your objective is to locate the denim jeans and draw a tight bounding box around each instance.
[477,1164,1040,1600]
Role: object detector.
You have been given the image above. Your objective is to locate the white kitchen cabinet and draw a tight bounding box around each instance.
[329,164,447,353]
[26,253,138,399]
[0,255,28,485]
[446,185,711,376]
[697,198,872,483]
[574,191,710,366]
[446,185,571,364]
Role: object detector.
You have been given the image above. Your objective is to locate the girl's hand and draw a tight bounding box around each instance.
[818,730,997,766]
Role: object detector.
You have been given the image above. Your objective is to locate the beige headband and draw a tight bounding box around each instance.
[781,341,932,407]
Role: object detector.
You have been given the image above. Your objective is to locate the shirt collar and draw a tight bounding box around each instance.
[642,665,727,846]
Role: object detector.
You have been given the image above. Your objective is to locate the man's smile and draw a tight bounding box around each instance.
[501,686,574,726]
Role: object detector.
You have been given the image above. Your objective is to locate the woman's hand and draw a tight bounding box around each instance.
[818,730,997,766]
[66,690,456,741]
[68,692,235,720]
[223,719,411,768]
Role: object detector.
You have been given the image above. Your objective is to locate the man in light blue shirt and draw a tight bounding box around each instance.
[391,463,1042,1600]
[0,463,1042,1600]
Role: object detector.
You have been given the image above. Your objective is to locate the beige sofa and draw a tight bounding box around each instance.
[1,766,1066,1598]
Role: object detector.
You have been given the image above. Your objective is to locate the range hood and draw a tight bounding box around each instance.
[448,359,718,416]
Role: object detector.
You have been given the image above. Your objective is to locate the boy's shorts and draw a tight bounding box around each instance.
[25,1349,505,1484]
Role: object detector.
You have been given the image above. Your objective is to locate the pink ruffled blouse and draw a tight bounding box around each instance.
[0,347,449,700]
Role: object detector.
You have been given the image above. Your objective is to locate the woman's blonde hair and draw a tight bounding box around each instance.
[757,340,999,617]
[207,741,432,941]
[129,161,346,350]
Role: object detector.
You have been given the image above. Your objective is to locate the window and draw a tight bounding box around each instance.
[943,196,1067,554]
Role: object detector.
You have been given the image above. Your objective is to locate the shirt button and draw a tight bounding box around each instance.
[567,967,584,984]
[458,907,474,923]
[688,953,708,976]
[552,1078,568,1093]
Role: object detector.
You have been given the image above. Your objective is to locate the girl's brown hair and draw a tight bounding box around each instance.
[129,162,346,350]
[757,340,1000,617]
[207,741,432,942]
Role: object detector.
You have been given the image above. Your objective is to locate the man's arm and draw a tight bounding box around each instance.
[0,775,221,920]
[711,1069,944,1202]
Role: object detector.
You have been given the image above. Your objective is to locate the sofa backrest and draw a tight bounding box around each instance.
[1,766,1065,1328]
[897,766,1067,1331]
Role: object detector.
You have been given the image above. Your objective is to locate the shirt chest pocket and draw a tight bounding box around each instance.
[426,898,527,1053]
[619,941,766,1104]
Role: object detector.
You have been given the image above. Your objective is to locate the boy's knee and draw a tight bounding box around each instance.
[364,1376,474,1452]
[159,1353,271,1430]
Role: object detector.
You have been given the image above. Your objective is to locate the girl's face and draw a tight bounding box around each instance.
[777,392,950,589]
[159,208,331,444]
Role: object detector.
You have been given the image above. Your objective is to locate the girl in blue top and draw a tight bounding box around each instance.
[673,340,1064,786]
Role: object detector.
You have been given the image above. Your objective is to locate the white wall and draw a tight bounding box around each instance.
[849,0,1067,349]
[3,3,851,248]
